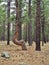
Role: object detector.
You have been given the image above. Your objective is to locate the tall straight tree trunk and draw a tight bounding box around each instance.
[36,0,41,51]
[41,1,46,46]
[18,0,22,40]
[28,0,32,46]
[24,23,28,42]
[7,0,10,45]
[42,15,46,45]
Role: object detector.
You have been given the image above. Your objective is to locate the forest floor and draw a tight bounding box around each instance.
[0,41,49,65]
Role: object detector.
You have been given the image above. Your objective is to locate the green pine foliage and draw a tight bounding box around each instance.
[0,0,49,41]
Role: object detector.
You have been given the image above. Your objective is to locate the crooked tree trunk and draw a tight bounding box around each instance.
[28,0,32,46]
[36,0,41,51]
[13,0,27,50]
[13,33,27,50]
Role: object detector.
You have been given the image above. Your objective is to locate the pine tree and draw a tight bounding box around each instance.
[36,0,41,51]
[7,0,10,45]
[28,0,32,46]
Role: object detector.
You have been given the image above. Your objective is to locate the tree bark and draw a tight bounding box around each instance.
[13,0,27,50]
[14,0,22,40]
[36,0,41,51]
[7,22,10,45]
[18,0,22,40]
[28,0,32,46]
[41,1,46,46]
[7,1,10,45]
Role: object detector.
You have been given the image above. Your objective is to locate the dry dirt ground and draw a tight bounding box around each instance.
[0,41,49,65]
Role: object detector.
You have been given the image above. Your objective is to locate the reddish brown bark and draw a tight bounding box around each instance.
[36,0,41,51]
[13,33,27,50]
[13,0,27,50]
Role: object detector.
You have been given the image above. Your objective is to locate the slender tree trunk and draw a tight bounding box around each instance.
[7,22,10,45]
[7,1,10,45]
[18,0,22,40]
[42,16,46,45]
[36,0,41,51]
[28,0,32,46]
[41,2,46,46]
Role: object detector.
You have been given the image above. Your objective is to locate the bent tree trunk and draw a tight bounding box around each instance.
[36,0,41,51]
[13,0,27,50]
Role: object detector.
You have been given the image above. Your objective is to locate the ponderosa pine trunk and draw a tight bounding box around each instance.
[13,0,27,50]
[36,0,41,51]
[7,0,10,45]
[14,0,22,40]
[42,15,46,46]
[22,23,27,42]
[28,0,32,46]
[18,0,22,40]
[41,1,46,46]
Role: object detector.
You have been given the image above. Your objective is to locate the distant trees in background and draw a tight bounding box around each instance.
[0,0,49,51]
[41,1,46,46]
[14,0,22,40]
